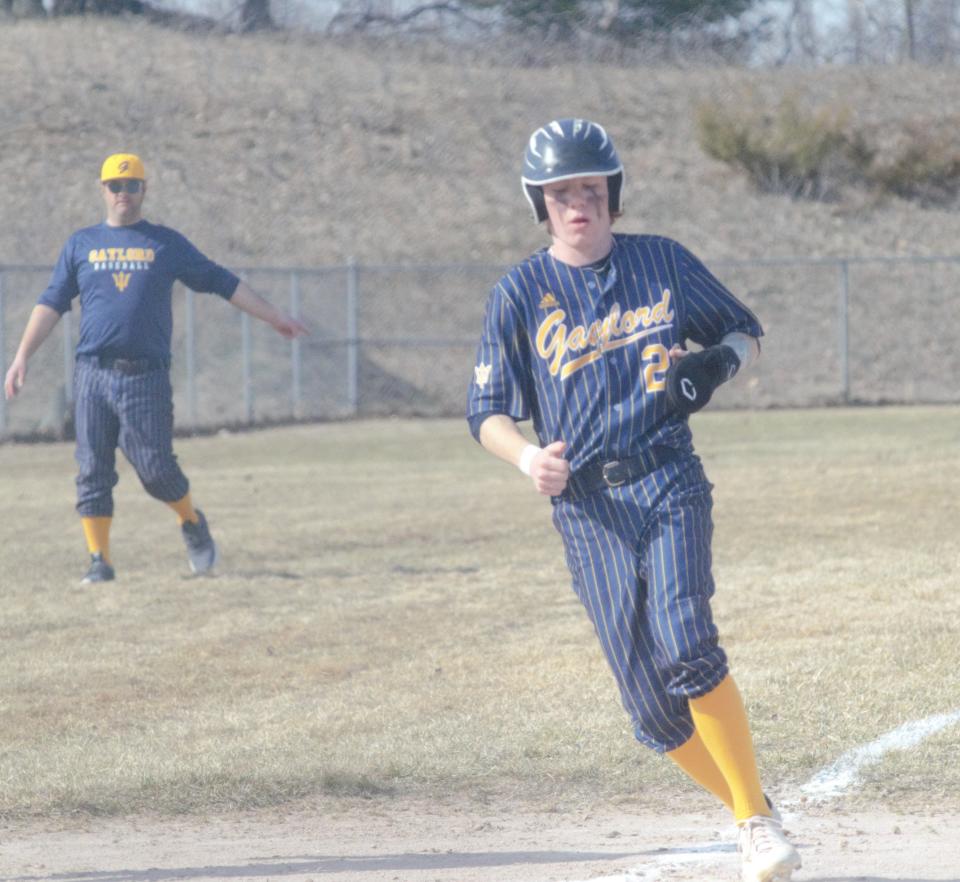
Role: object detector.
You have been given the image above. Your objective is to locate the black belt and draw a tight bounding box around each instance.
[80,355,168,375]
[563,446,678,500]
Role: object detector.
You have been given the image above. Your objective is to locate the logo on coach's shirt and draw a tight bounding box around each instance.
[88,246,156,292]
[88,247,156,269]
[535,288,674,380]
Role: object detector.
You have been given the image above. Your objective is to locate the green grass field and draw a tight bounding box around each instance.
[1,407,958,821]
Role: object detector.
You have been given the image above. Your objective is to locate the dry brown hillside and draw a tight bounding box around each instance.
[2,17,960,268]
[2,18,960,433]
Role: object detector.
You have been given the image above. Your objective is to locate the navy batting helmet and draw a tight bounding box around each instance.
[521,118,624,223]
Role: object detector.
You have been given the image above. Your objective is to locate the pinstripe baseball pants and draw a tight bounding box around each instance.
[552,455,728,754]
[73,357,189,517]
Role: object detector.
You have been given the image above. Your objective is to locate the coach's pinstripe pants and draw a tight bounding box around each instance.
[73,357,189,517]
[552,455,728,754]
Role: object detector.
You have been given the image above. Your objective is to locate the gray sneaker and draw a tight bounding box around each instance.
[81,553,115,584]
[181,509,218,574]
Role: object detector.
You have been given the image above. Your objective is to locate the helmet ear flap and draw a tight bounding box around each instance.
[608,171,624,216]
[524,183,548,223]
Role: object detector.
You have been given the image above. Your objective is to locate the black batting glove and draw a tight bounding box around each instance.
[665,344,741,416]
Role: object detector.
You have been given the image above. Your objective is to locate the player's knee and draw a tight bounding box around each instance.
[139,464,188,502]
[76,493,114,518]
[652,597,727,694]
[655,642,728,701]
[75,463,118,512]
[631,713,694,754]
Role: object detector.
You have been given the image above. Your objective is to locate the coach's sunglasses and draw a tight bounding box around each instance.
[104,180,143,194]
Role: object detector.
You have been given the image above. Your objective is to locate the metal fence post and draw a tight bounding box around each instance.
[346,258,359,415]
[242,311,253,423]
[61,310,73,403]
[290,270,302,419]
[838,259,850,404]
[185,287,197,428]
[0,272,6,436]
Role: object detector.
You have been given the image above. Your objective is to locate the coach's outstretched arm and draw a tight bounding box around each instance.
[228,281,309,339]
[478,414,569,497]
[4,304,62,399]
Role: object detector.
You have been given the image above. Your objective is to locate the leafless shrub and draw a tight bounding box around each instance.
[696,94,873,200]
[867,123,960,207]
[695,94,960,207]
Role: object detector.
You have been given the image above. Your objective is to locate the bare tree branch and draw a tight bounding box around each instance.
[239,0,273,31]
[904,0,916,60]
[327,1,486,33]
[599,0,620,30]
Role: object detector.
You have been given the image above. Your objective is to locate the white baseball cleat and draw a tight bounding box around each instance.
[738,814,801,882]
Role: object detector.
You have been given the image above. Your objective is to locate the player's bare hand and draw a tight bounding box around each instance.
[530,440,570,496]
[668,344,689,364]
[273,314,310,339]
[4,359,26,400]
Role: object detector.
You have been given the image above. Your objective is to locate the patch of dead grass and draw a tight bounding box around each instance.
[0,409,958,819]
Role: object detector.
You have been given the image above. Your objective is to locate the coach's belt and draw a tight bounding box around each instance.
[563,446,678,500]
[82,355,168,375]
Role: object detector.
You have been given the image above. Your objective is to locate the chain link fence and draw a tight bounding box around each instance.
[2,254,959,439]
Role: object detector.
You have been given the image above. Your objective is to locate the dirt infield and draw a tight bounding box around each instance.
[3,798,959,882]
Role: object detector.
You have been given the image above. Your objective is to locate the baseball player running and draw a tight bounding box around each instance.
[4,153,308,584]
[467,119,800,882]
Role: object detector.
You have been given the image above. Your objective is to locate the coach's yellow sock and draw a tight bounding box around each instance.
[688,674,770,822]
[81,516,112,563]
[667,729,733,812]
[167,493,198,525]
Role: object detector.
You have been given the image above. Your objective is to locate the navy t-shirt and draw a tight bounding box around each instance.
[38,220,240,361]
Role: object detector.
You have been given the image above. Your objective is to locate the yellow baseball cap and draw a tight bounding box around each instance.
[100,153,146,181]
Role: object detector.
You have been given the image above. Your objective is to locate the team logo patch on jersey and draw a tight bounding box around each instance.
[539,293,559,309]
[474,362,492,389]
[112,272,132,292]
[536,289,674,380]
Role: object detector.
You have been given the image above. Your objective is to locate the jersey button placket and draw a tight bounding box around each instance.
[598,269,618,454]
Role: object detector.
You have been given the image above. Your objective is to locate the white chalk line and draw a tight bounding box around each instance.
[797,708,960,801]
[564,843,737,882]
[559,708,960,882]
[563,838,739,882]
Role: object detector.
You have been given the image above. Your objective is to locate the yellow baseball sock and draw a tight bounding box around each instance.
[667,729,733,811]
[81,516,112,563]
[167,493,198,525]
[688,674,771,822]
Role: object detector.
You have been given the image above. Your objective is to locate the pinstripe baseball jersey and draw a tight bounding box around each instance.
[39,221,239,361]
[467,233,762,471]
[467,232,762,752]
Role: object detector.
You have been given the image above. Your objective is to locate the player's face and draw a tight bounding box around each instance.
[101,178,146,227]
[542,176,613,264]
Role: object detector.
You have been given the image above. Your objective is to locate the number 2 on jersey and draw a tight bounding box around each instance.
[642,344,670,393]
